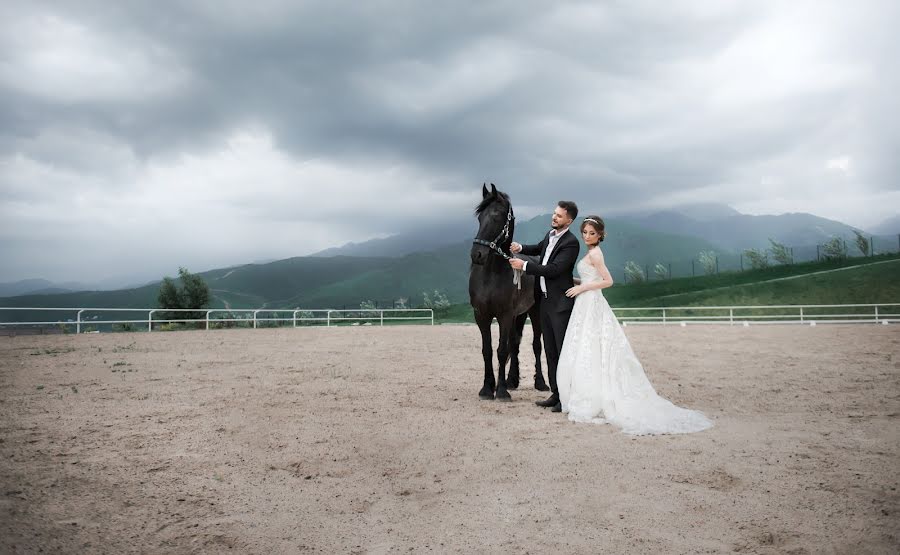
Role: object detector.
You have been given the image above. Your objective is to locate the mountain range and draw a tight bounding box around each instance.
[2,204,897,312]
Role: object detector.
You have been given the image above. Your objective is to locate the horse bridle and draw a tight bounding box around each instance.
[473,205,514,260]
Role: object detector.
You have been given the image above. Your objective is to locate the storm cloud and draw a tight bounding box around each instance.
[1,0,897,284]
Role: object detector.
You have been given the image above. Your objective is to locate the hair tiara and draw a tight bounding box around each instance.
[583,218,601,225]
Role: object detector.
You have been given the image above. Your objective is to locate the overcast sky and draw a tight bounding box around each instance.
[1,0,897,285]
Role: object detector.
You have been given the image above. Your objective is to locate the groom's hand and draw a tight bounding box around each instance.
[510,242,522,254]
[509,258,525,270]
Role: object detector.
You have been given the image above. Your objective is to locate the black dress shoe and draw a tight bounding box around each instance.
[535,394,559,407]
[551,402,562,413]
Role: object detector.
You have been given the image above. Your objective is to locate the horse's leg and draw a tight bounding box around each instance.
[530,304,549,391]
[507,312,527,390]
[495,313,515,402]
[476,312,495,400]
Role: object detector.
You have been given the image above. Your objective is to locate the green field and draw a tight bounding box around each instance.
[436,253,900,324]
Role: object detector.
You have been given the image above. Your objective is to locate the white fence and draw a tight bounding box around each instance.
[612,303,899,326]
[0,307,434,333]
[0,304,896,334]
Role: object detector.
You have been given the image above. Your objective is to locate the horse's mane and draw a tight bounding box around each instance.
[474,191,510,215]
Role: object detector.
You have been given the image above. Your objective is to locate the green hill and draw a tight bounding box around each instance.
[2,221,895,323]
[436,254,900,323]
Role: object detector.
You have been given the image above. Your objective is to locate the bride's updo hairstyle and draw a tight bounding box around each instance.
[580,215,606,242]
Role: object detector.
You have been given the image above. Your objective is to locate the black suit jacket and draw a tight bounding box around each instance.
[520,229,579,313]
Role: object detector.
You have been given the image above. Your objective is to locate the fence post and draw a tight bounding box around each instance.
[327,310,331,327]
[431,309,434,326]
[206,310,211,330]
[729,308,734,325]
[662,308,666,325]
[799,307,804,322]
[293,310,298,328]
[875,306,879,323]
[148,310,155,332]
[76,309,83,334]
[253,310,259,329]
[380,310,384,326]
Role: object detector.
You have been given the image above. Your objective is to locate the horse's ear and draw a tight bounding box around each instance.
[490,183,497,195]
[482,183,489,198]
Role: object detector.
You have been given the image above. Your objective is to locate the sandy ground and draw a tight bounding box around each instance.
[1,324,898,554]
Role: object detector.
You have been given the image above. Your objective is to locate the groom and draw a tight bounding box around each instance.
[509,201,579,412]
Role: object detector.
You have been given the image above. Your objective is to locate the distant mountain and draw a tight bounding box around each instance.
[313,203,866,262]
[871,215,900,235]
[2,206,891,315]
[668,203,743,222]
[312,219,476,258]
[0,279,82,297]
[627,211,869,252]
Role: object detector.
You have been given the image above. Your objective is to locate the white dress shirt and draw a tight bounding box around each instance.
[522,226,569,294]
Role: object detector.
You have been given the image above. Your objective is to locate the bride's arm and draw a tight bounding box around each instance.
[565,248,614,297]
[580,248,614,291]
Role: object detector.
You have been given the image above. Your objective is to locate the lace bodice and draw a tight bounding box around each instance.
[577,254,601,284]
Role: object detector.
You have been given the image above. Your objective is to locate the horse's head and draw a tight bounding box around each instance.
[471,183,515,265]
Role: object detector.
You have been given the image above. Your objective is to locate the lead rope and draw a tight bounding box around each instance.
[513,268,523,289]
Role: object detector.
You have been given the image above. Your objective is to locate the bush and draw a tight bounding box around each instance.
[853,230,870,256]
[744,248,769,269]
[624,261,645,283]
[422,290,450,309]
[653,262,668,280]
[698,251,717,274]
[822,237,848,260]
[769,239,791,265]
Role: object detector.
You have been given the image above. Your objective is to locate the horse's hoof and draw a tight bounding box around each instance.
[496,390,512,402]
[478,386,495,400]
[507,376,520,390]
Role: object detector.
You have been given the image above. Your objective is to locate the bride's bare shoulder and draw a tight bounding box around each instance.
[587,247,605,262]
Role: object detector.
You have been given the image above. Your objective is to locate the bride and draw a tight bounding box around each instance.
[556,216,713,435]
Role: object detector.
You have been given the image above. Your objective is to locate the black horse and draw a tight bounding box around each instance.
[469,184,549,400]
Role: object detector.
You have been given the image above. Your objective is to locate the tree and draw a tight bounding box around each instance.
[422,289,450,309]
[698,251,717,274]
[852,230,870,256]
[624,261,644,283]
[359,300,378,320]
[743,248,769,269]
[179,267,209,315]
[768,239,791,265]
[822,237,848,260]
[157,277,181,317]
[156,267,210,327]
[653,262,668,280]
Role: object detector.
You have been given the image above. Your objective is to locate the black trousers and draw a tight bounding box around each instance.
[539,297,572,395]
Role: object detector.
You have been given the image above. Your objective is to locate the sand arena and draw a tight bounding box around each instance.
[1,324,898,553]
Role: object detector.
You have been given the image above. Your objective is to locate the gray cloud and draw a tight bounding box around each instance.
[1,0,897,284]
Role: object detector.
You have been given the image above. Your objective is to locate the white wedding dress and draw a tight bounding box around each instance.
[557,255,713,435]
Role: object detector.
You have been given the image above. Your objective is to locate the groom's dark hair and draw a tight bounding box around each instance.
[558,200,578,220]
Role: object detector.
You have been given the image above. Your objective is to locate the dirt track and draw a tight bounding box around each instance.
[1,324,898,553]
